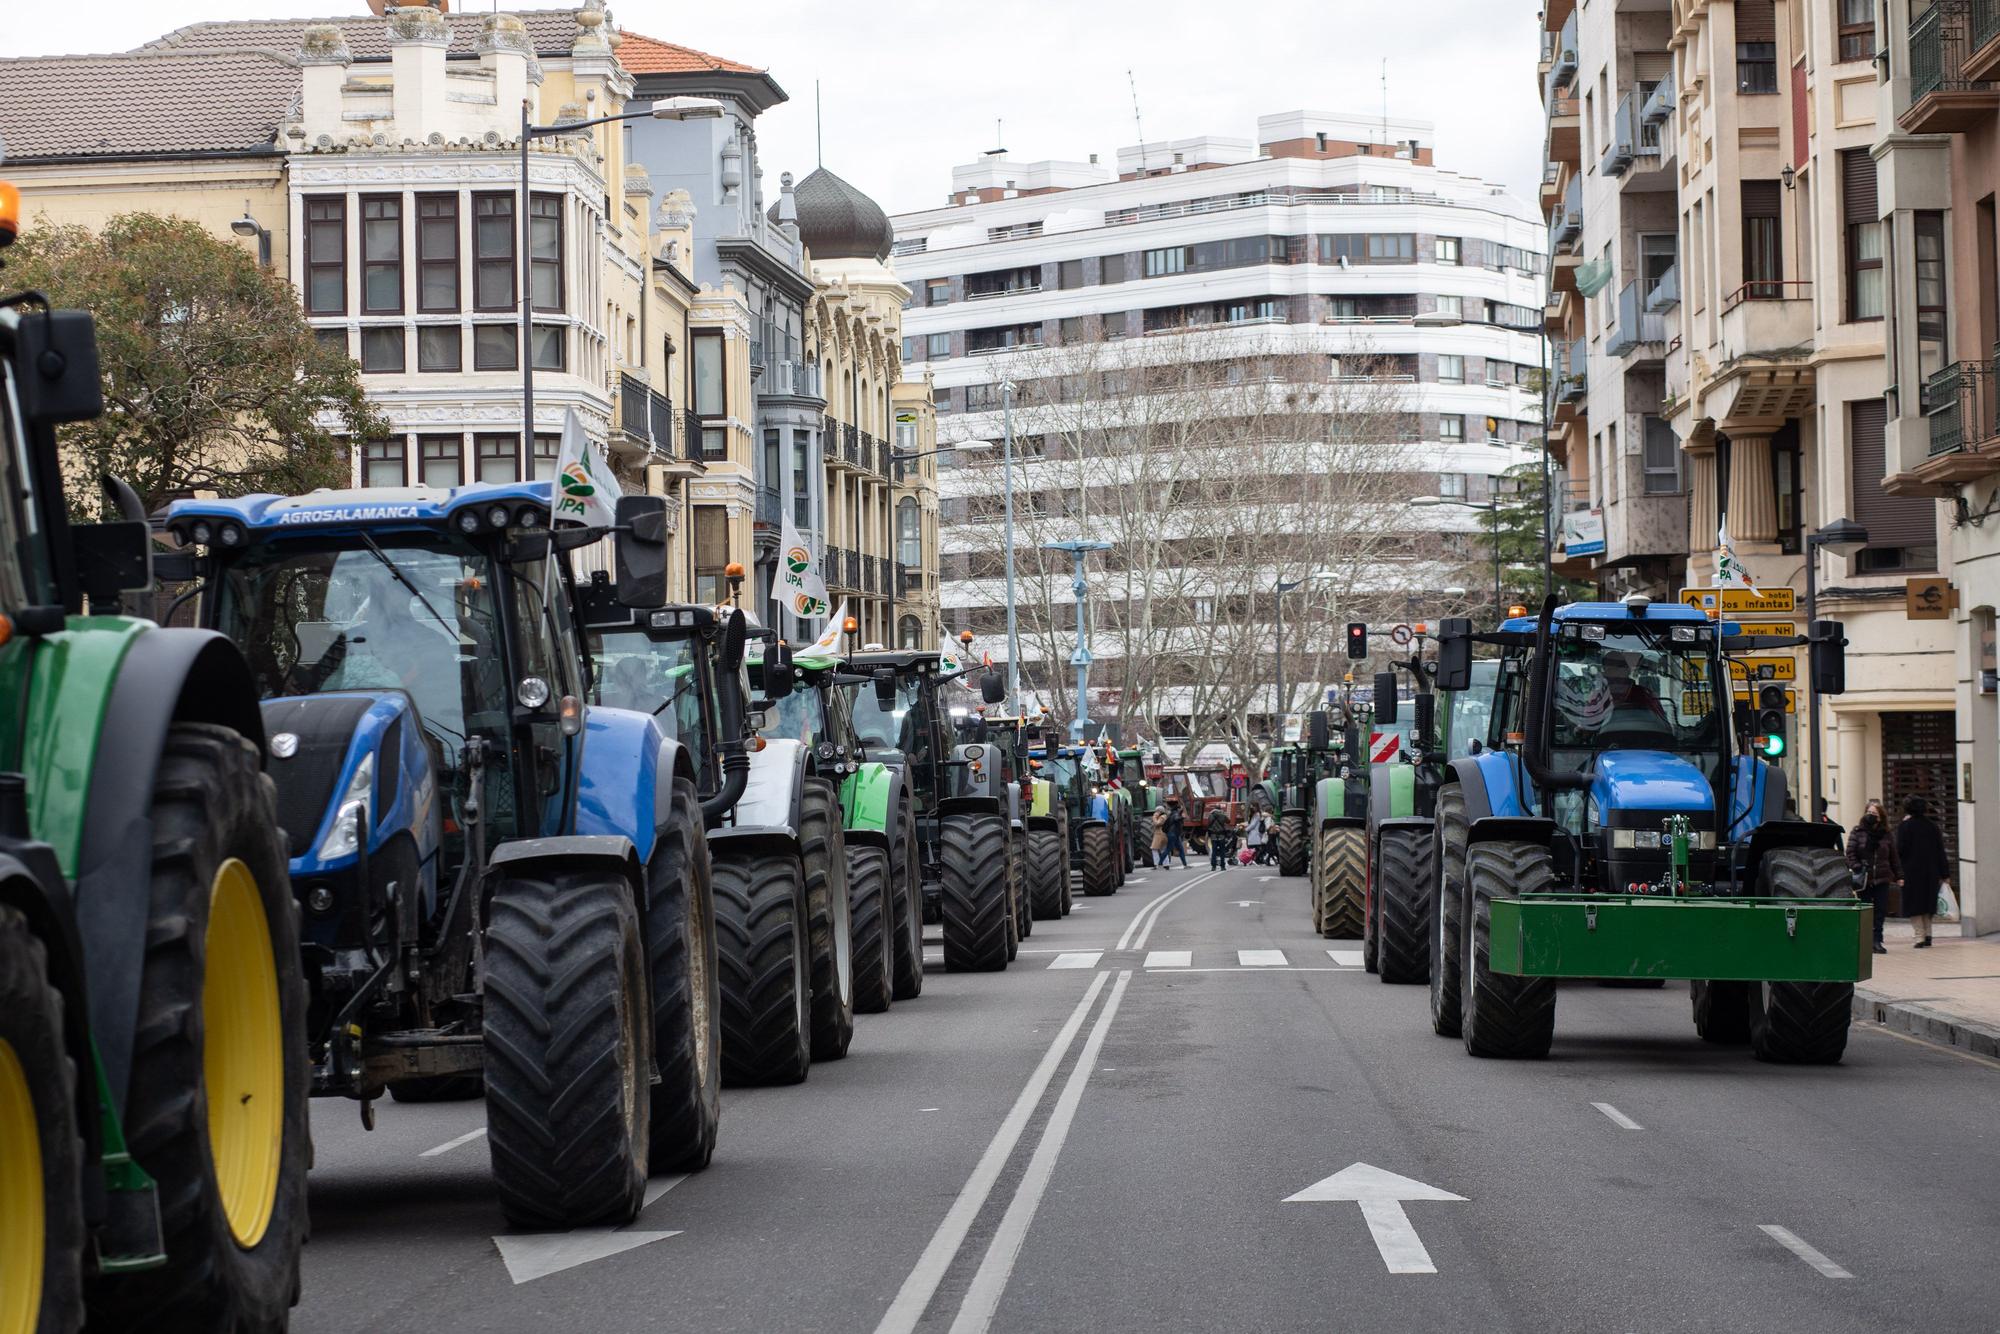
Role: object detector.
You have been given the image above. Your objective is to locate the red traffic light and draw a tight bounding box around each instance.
[1345,622,1368,659]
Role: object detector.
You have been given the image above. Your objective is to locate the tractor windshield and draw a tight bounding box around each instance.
[1444,662,1500,757]
[759,682,828,749]
[588,628,712,775]
[1546,625,1724,761]
[845,673,919,753]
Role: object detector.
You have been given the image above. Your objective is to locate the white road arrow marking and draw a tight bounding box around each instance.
[1326,949,1364,968]
[1229,900,1261,907]
[492,1175,687,1283]
[1283,1163,1466,1274]
[1256,875,1279,883]
[419,1125,486,1158]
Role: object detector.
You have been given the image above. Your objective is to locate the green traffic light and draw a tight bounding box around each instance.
[1759,732,1786,758]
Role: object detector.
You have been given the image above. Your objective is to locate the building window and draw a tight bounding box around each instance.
[1838,0,1875,62]
[1440,472,1467,499]
[898,615,923,649]
[692,330,727,459]
[926,333,952,360]
[1144,246,1187,277]
[1100,253,1127,284]
[1639,233,1677,302]
[1058,315,1088,343]
[1915,211,1948,386]
[1736,0,1778,92]
[902,336,917,361]
[531,324,564,371]
[473,193,515,310]
[473,324,516,371]
[1438,353,1464,384]
[1742,181,1783,299]
[693,505,729,604]
[932,386,952,413]
[527,432,560,481]
[1439,415,1465,441]
[417,193,458,312]
[360,327,404,374]
[898,496,920,568]
[529,194,563,312]
[419,436,461,488]
[1772,428,1802,555]
[304,195,345,315]
[361,436,404,487]
[1435,294,1463,320]
[418,326,460,373]
[1059,258,1087,289]
[360,196,402,314]
[1435,236,1460,265]
[1642,415,1681,494]
[315,326,349,359]
[474,433,517,483]
[1842,150,1882,321]
[926,279,949,306]
[1317,234,1416,265]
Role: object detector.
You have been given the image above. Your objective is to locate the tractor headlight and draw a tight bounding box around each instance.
[517,676,552,709]
[487,504,511,530]
[191,520,214,546]
[515,505,544,529]
[318,752,375,861]
[217,522,245,548]
[456,509,482,535]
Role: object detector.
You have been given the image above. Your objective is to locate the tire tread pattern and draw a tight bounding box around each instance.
[712,853,809,1086]
[1375,826,1433,984]
[940,813,1010,971]
[1462,840,1557,1059]
[848,845,893,1015]
[1750,847,1855,1065]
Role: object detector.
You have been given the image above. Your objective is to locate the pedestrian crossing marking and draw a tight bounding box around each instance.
[1143,950,1192,969]
[1326,949,1364,967]
[1047,952,1103,970]
[1238,949,1288,967]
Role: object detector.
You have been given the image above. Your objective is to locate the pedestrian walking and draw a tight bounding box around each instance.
[1206,803,1231,869]
[1164,799,1190,868]
[1845,798,1898,955]
[1151,807,1169,868]
[1895,795,1950,949]
[1246,806,1271,865]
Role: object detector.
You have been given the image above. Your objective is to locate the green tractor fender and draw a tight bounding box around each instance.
[1314,775,1356,829]
[1025,777,1063,832]
[839,761,900,850]
[1368,763,1418,824]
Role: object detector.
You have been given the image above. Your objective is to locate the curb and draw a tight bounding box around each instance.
[1853,989,2000,1060]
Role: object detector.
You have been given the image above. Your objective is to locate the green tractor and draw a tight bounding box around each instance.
[1039,743,1121,900]
[1111,746,1155,868]
[1,298,309,1330]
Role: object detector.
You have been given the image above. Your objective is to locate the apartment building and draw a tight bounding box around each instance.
[891,379,943,649]
[891,110,1548,735]
[1872,0,2000,930]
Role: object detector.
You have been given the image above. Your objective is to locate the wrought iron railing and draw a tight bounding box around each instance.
[1923,359,1999,456]
[1909,0,1993,101]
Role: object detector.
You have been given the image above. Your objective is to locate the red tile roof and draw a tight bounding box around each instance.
[615,30,762,75]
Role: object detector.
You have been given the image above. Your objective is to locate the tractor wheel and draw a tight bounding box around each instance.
[1360,840,1377,973]
[848,845,894,1016]
[1375,826,1433,985]
[1117,814,1133,876]
[388,1075,483,1103]
[1276,812,1308,877]
[88,725,308,1333]
[1079,824,1117,897]
[1009,830,1031,941]
[1028,830,1066,920]
[889,799,924,1002]
[800,779,855,1063]
[1430,785,1468,1037]
[712,853,810,1085]
[1059,852,1074,915]
[484,865,650,1229]
[1749,848,1856,1065]
[1692,979,1752,1044]
[941,813,1010,971]
[1461,840,1557,1059]
[642,777,721,1170]
[1317,826,1365,940]
[0,906,84,1334]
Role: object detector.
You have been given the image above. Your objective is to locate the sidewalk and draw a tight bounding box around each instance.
[1851,921,2000,1059]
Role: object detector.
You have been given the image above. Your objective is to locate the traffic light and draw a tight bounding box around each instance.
[1345,622,1368,659]
[1754,683,1788,758]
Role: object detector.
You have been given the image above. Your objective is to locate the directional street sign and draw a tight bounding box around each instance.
[1681,587,1796,617]
[1730,621,1797,637]
[1283,1163,1467,1274]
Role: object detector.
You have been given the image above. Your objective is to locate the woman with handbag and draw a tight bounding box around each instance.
[1845,799,1897,955]
[1895,795,1950,949]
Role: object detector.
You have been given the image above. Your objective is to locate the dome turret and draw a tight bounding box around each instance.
[772,165,893,262]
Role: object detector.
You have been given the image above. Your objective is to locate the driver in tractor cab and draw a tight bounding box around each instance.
[602,654,656,712]
[1601,648,1668,723]
[314,561,462,729]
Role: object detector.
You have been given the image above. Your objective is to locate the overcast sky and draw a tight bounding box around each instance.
[2,0,1546,216]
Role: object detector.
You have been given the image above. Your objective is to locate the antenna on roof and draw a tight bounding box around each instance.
[815,79,823,167]
[1127,69,1147,174]
[996,118,1004,152]
[1381,59,1389,152]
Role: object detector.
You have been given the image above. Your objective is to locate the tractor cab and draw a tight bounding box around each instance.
[750,646,867,781]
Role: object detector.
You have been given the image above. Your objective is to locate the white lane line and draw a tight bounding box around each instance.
[1239,949,1288,967]
[1326,949,1364,967]
[1047,952,1103,970]
[1144,950,1192,969]
[418,1126,486,1158]
[873,972,1112,1334]
[1017,946,1113,954]
[1150,966,1351,973]
[1118,870,1221,952]
[1592,1101,1643,1131]
[1759,1225,1853,1279]
[948,971,1133,1334]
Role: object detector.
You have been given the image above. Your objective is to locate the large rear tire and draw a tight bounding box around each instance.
[848,845,894,1016]
[1749,848,1855,1065]
[1429,786,1467,1037]
[1079,824,1117,897]
[484,866,651,1229]
[713,853,810,1086]
[0,906,84,1334]
[1692,979,1752,1044]
[88,725,308,1332]
[888,800,924,1002]
[941,813,1010,971]
[1276,812,1308,877]
[1376,826,1433,985]
[1028,830,1065,920]
[1461,840,1556,1059]
[1316,825,1365,940]
[643,778,721,1171]
[800,780,855,1063]
[1009,829,1031,940]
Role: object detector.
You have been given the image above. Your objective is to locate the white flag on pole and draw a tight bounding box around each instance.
[777,510,832,619]
[805,600,848,657]
[550,407,622,527]
[1715,522,1764,597]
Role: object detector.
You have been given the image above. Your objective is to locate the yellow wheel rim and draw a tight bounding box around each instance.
[0,1038,44,1334]
[202,858,284,1249]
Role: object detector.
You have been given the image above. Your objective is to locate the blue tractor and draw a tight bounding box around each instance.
[1430,595,1871,1064]
[163,483,721,1226]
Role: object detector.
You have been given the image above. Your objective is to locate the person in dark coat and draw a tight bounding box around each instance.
[1894,795,1950,949]
[1845,799,1898,954]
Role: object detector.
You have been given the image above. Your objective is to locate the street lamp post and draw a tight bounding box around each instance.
[229,201,272,268]
[998,380,1023,701]
[518,96,721,475]
[1274,578,1302,738]
[887,438,991,648]
[1045,540,1113,741]
[1412,494,1503,619]
[1803,516,1868,823]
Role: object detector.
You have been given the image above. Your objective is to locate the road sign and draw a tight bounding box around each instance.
[1907,577,1954,620]
[1681,686,1797,714]
[1681,587,1796,617]
[1730,621,1798,637]
[1230,773,1246,789]
[1370,732,1400,764]
[1390,624,1413,646]
[1283,1163,1467,1274]
[1727,656,1797,681]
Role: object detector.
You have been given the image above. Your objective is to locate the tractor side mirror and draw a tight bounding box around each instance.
[1809,619,1847,695]
[762,642,795,701]
[15,309,103,425]
[980,670,1006,704]
[1372,673,1398,724]
[874,667,897,706]
[719,607,748,672]
[1307,710,1330,750]
[1435,618,1473,691]
[613,494,668,608]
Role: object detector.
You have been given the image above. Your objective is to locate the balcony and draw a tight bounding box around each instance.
[1913,358,2000,483]
[1547,13,1579,91]
[765,358,824,400]
[613,372,691,464]
[1606,281,1668,359]
[1548,95,1580,166]
[1602,93,1664,181]
[1551,176,1583,251]
[754,488,782,529]
[1641,78,1676,126]
[1719,280,1814,357]
[1645,264,1681,314]
[1556,339,1587,404]
[1966,0,2000,79]
[1903,0,2000,134]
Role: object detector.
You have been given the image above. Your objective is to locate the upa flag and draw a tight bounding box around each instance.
[1715,522,1763,597]
[806,601,848,657]
[777,511,832,620]
[551,407,621,527]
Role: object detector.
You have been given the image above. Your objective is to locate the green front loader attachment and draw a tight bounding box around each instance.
[1487,894,1874,983]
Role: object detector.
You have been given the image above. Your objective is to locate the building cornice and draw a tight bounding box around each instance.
[716,234,817,302]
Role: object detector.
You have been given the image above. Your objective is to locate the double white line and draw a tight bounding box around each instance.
[874,969,1136,1334]
[1113,870,1219,953]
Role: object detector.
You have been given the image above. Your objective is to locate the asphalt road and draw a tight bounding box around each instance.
[293,863,1999,1334]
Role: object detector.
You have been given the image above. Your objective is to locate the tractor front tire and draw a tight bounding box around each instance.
[643,778,722,1170]
[1009,830,1031,941]
[1430,786,1468,1037]
[848,845,894,1016]
[800,779,855,1063]
[1028,830,1066,920]
[88,725,309,1333]
[1749,848,1856,1065]
[1316,826,1366,940]
[889,800,924,1002]
[1276,812,1308,877]
[1375,826,1433,985]
[1461,840,1557,1059]
[484,866,651,1229]
[713,853,810,1086]
[0,906,84,1334]
[1080,824,1117,897]
[1692,979,1752,1044]
[941,813,1011,971]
